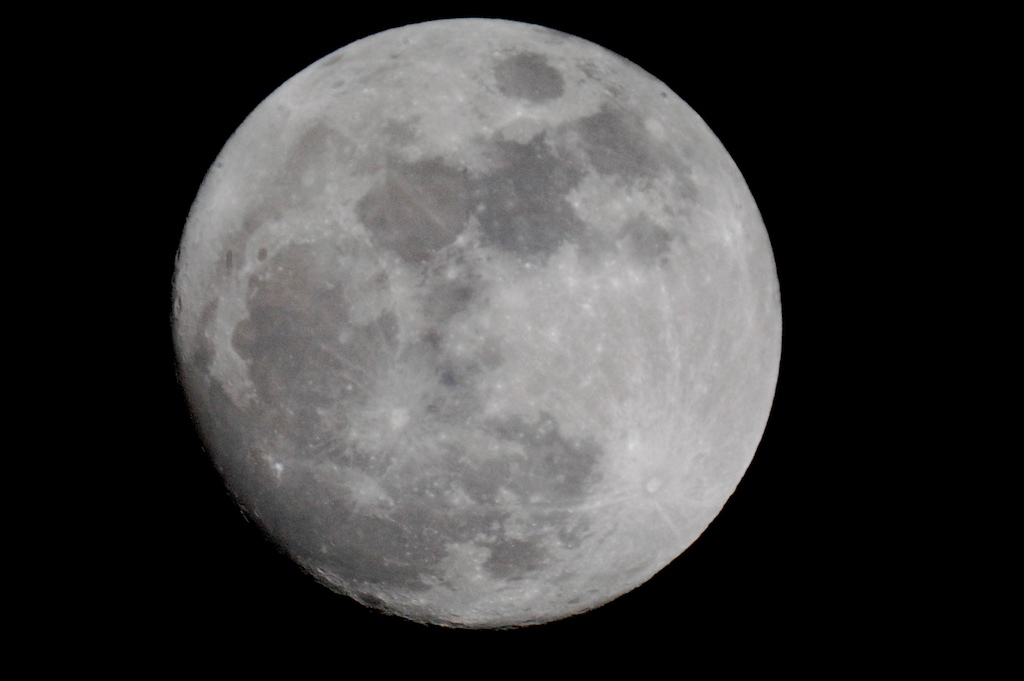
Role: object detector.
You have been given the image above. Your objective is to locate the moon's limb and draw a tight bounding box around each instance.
[173,18,781,627]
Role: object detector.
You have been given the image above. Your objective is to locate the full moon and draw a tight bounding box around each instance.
[173,18,781,628]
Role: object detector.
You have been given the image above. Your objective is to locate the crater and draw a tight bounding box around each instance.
[423,275,478,325]
[354,592,386,610]
[241,202,282,240]
[557,516,591,550]
[495,52,564,102]
[319,53,343,69]
[621,214,674,265]
[454,453,510,504]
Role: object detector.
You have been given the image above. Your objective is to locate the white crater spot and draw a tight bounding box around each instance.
[390,407,410,431]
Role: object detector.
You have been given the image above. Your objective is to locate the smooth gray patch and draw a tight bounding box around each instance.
[381,118,418,147]
[319,53,343,69]
[473,135,584,263]
[484,537,545,579]
[495,52,565,102]
[424,275,477,325]
[280,123,347,203]
[356,157,471,263]
[241,201,282,240]
[376,309,399,345]
[231,243,351,408]
[454,454,510,504]
[576,105,660,180]
[230,242,397,460]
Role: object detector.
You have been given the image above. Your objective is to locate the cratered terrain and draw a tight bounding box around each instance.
[173,18,781,628]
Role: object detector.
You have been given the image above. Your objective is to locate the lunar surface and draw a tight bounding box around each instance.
[173,18,781,628]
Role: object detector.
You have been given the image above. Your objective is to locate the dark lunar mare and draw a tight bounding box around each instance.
[174,20,779,626]
[494,51,565,103]
[472,134,586,263]
[189,231,610,595]
[356,157,471,264]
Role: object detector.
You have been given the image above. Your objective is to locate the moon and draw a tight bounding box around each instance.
[173,18,781,628]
